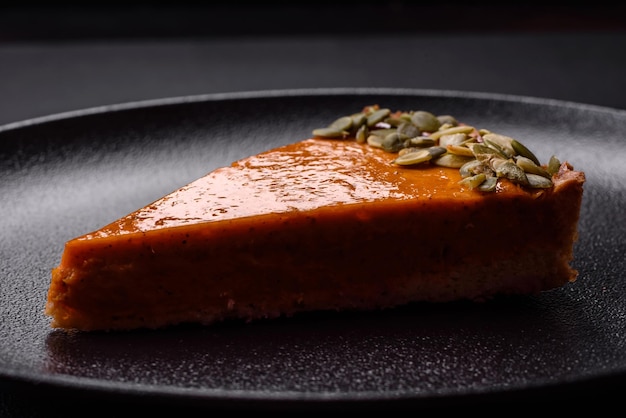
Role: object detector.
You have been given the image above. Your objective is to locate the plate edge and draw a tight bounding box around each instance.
[2,87,626,134]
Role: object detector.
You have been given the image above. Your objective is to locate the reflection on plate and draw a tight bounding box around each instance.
[1,88,625,410]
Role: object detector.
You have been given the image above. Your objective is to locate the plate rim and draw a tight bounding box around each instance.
[2,87,625,406]
[2,86,626,135]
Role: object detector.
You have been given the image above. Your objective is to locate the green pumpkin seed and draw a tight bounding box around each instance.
[428,125,474,140]
[328,116,353,132]
[432,152,473,168]
[469,143,504,163]
[515,155,551,178]
[396,122,421,138]
[384,116,406,127]
[367,134,384,148]
[355,124,368,143]
[411,110,441,132]
[446,144,475,157]
[436,115,458,126]
[350,113,367,131]
[370,128,396,137]
[459,173,487,189]
[439,133,467,147]
[482,139,510,159]
[511,138,540,166]
[393,149,433,166]
[367,108,391,127]
[406,136,436,148]
[489,157,509,171]
[547,155,561,175]
[427,146,447,158]
[399,112,413,122]
[381,132,410,152]
[494,160,529,185]
[482,133,516,158]
[459,159,484,178]
[527,173,553,188]
[312,127,348,138]
[477,176,498,192]
[399,146,422,156]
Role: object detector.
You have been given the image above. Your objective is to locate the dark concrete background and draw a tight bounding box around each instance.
[2,2,626,128]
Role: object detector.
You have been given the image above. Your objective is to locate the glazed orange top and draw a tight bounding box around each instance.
[79,138,535,240]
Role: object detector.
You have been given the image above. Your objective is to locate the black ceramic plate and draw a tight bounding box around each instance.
[1,88,625,411]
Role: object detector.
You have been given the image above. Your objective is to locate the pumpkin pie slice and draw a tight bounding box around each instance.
[45,106,586,331]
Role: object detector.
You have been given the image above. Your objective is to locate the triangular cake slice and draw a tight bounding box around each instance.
[45,106,586,331]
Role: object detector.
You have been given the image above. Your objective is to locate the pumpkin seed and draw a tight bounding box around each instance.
[446,144,475,157]
[394,146,446,166]
[515,155,551,178]
[427,146,448,158]
[439,133,467,147]
[459,173,487,189]
[381,132,410,152]
[482,133,516,158]
[398,146,423,156]
[489,157,509,172]
[459,159,484,178]
[370,128,396,137]
[399,112,413,122]
[511,138,540,166]
[494,160,529,185]
[367,134,384,148]
[350,113,367,130]
[432,152,473,168]
[428,125,474,140]
[367,108,391,126]
[527,173,553,188]
[477,176,498,192]
[396,122,421,138]
[384,116,407,127]
[547,155,561,175]
[312,105,568,192]
[482,138,510,159]
[470,143,504,163]
[312,127,348,138]
[436,115,458,126]
[393,149,433,166]
[406,136,436,148]
[328,116,353,132]
[411,110,441,132]
[355,124,368,143]
[312,115,354,138]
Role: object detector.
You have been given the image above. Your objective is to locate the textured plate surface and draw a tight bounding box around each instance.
[1,88,625,409]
